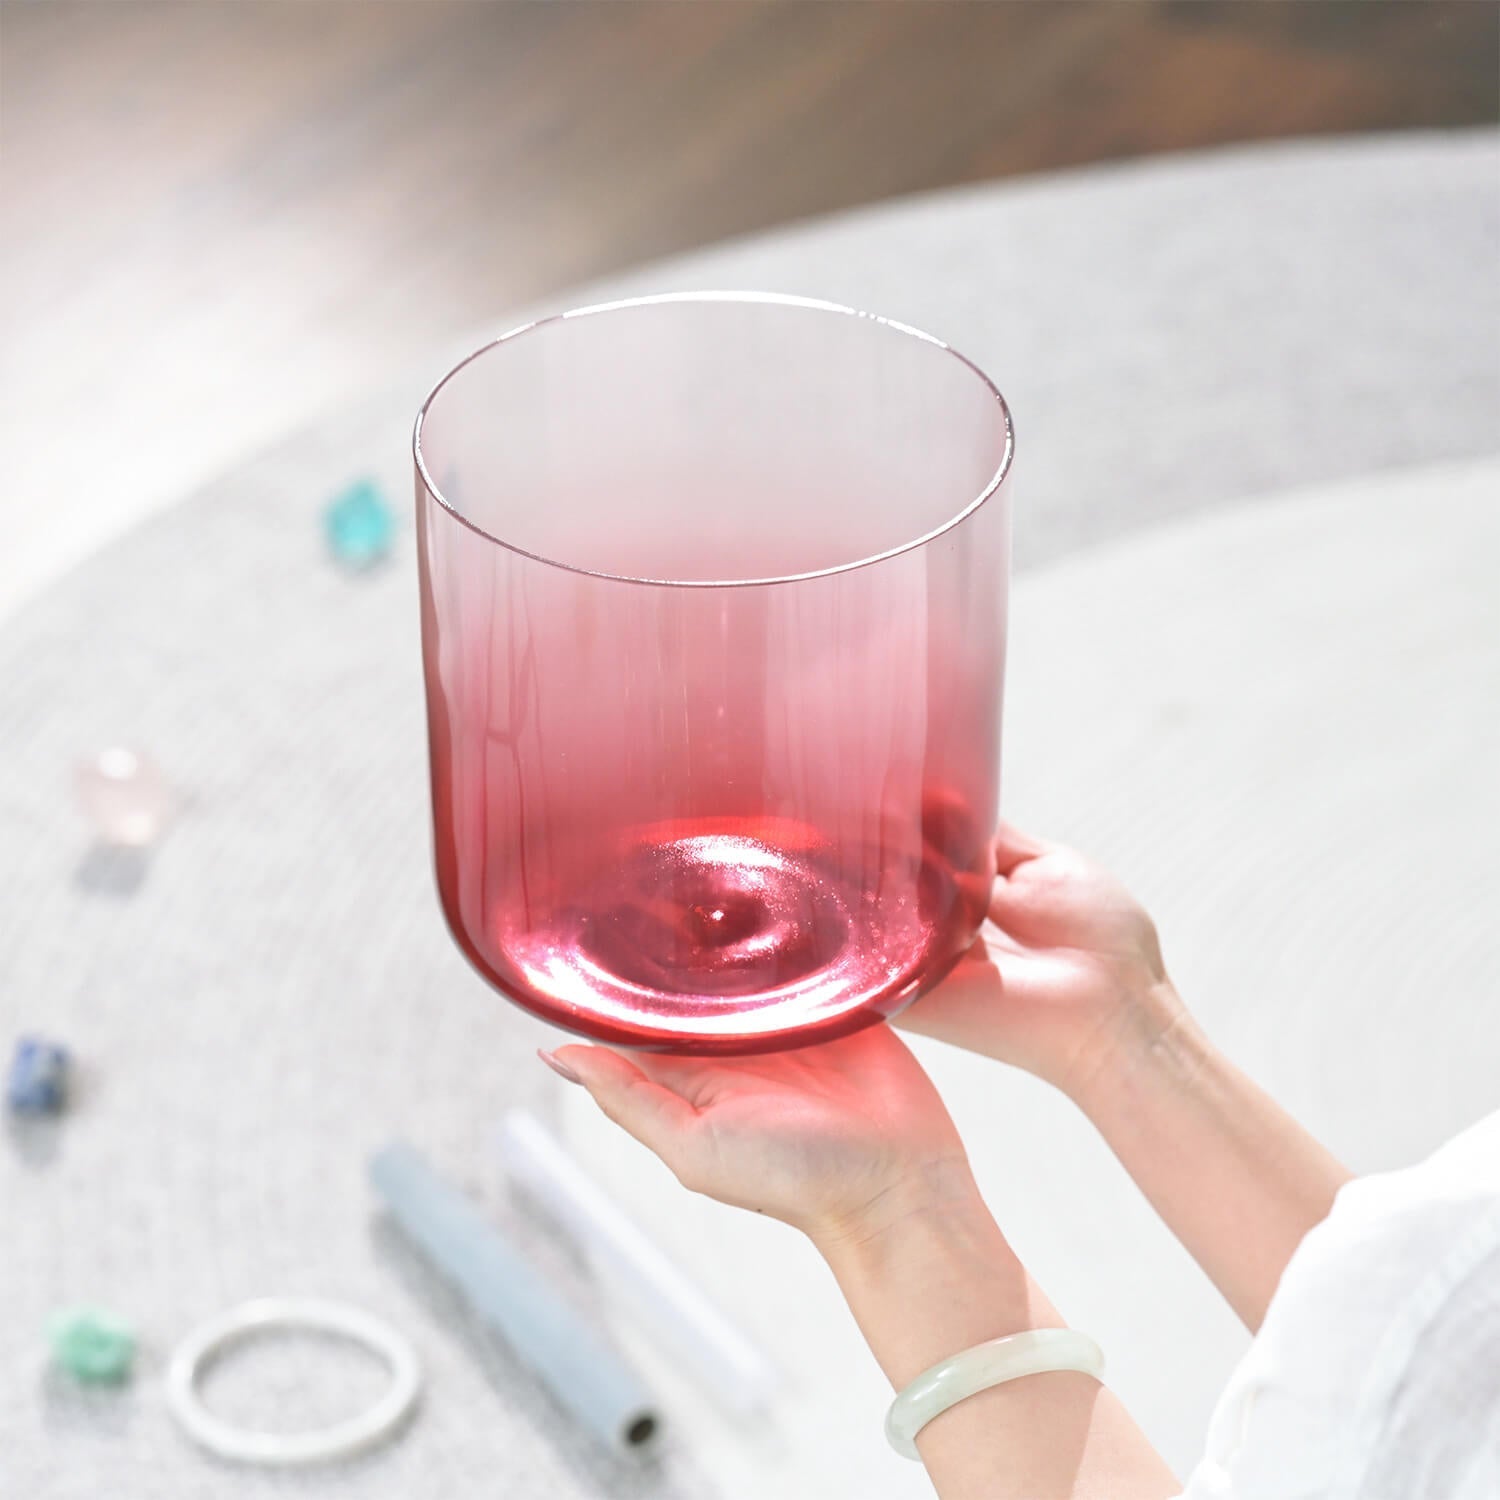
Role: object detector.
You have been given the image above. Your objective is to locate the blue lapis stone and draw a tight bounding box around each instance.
[324,478,395,568]
[7,1036,70,1115]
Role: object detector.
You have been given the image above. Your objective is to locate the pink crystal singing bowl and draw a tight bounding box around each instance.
[414,293,1013,1054]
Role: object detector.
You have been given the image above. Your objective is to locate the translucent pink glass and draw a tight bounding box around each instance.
[414,293,1012,1054]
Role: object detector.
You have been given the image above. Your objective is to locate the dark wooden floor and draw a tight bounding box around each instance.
[0,1,1495,611]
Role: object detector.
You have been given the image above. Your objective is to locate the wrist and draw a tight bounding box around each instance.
[1059,977,1204,1113]
[815,1168,1056,1390]
[809,1156,988,1267]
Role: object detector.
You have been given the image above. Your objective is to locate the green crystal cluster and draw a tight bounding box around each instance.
[50,1308,136,1384]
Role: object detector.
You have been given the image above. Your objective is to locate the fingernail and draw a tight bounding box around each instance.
[537,1047,582,1085]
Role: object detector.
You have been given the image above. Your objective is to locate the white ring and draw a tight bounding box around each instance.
[885,1328,1104,1460]
[164,1297,422,1466]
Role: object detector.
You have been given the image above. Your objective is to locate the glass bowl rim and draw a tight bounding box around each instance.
[412,290,1014,590]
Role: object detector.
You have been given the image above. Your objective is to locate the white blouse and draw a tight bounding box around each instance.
[1180,1109,1500,1499]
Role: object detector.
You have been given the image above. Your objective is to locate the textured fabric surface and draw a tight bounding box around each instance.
[1,131,1496,1498]
[1180,1108,1500,1500]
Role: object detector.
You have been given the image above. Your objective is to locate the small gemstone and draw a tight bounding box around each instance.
[75,747,173,847]
[325,478,395,567]
[50,1309,136,1384]
[7,1036,70,1115]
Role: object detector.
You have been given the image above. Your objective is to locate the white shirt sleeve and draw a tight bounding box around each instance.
[1178,1109,1500,1500]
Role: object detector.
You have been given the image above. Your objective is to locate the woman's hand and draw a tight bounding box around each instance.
[546,1019,1179,1498]
[899,823,1185,1099]
[543,1023,973,1250]
[906,820,1350,1330]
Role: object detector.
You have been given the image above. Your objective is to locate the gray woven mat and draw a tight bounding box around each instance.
[1,130,1495,1499]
